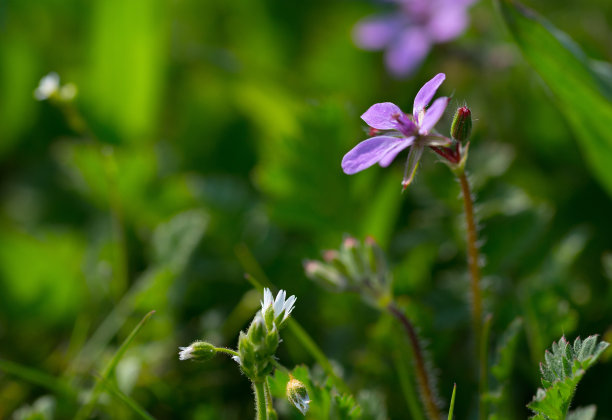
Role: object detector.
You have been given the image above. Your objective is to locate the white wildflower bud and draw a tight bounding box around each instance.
[178,341,216,362]
[286,376,310,415]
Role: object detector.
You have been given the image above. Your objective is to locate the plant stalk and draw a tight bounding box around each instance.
[388,303,441,420]
[254,381,267,420]
[457,171,483,342]
[457,171,485,417]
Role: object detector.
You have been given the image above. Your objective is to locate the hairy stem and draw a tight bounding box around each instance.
[264,380,276,418]
[253,381,267,420]
[458,172,483,340]
[479,314,493,420]
[214,347,239,357]
[388,303,441,420]
[457,171,485,416]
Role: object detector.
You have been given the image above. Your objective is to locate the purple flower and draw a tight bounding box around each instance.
[353,0,475,77]
[341,73,450,189]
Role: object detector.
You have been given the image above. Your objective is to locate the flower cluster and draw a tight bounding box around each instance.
[34,72,77,102]
[304,236,391,308]
[234,289,296,381]
[341,73,450,189]
[178,288,304,415]
[353,0,475,77]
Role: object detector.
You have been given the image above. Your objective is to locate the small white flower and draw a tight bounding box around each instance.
[261,288,297,325]
[34,72,60,100]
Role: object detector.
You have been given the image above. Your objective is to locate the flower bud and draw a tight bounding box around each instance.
[247,313,267,345]
[264,325,280,354]
[286,376,310,415]
[178,341,217,362]
[303,260,347,290]
[450,106,472,142]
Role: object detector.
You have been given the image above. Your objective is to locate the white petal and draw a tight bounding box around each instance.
[262,288,273,311]
[273,290,286,316]
[283,295,297,321]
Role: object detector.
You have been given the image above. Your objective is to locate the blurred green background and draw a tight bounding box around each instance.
[1,0,612,418]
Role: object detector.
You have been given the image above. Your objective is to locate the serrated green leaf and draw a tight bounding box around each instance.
[496,0,612,197]
[528,335,608,419]
[579,336,597,361]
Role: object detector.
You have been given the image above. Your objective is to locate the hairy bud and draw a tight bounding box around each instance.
[450,106,472,142]
[286,377,310,415]
[178,341,217,362]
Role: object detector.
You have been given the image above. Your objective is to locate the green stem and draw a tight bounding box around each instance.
[387,302,441,420]
[253,381,267,420]
[264,380,276,418]
[214,347,239,357]
[102,146,129,299]
[60,102,129,300]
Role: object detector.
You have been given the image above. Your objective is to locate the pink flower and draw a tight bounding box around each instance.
[341,73,450,189]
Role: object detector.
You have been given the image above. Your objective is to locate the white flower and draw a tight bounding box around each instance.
[178,341,216,361]
[178,346,194,361]
[34,72,60,100]
[261,288,296,325]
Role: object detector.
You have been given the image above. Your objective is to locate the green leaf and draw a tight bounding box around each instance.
[487,318,523,419]
[447,383,456,420]
[527,335,609,419]
[0,359,75,400]
[75,310,156,420]
[96,375,156,420]
[496,0,612,196]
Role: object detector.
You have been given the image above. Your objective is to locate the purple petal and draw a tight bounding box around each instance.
[353,16,402,50]
[342,136,406,175]
[385,28,431,78]
[379,137,414,167]
[419,97,450,134]
[413,73,446,117]
[361,103,403,130]
[426,7,469,43]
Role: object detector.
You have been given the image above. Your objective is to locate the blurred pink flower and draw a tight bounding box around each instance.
[353,0,475,77]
